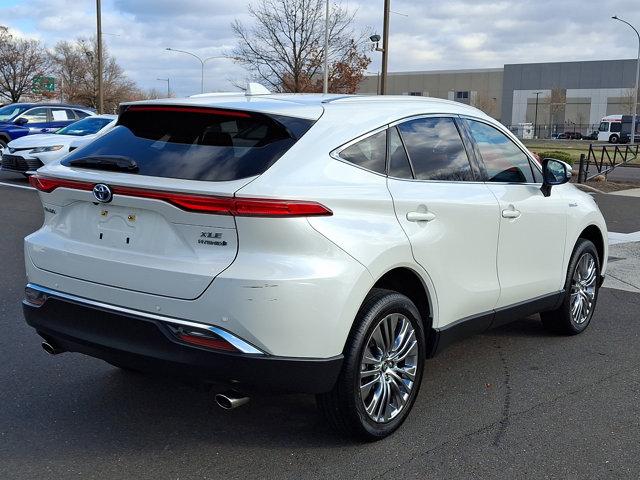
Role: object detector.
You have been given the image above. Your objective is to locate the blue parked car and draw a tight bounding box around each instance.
[0,103,95,148]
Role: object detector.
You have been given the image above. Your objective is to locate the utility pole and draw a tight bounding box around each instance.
[380,0,390,95]
[612,16,639,144]
[533,91,542,139]
[157,78,170,97]
[323,0,329,94]
[96,0,104,114]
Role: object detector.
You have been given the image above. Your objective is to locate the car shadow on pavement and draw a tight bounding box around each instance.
[7,316,554,458]
[485,314,557,338]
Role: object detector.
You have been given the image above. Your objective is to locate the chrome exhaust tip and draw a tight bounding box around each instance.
[41,341,63,355]
[215,391,250,410]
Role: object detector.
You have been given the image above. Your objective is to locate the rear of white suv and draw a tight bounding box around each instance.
[23,94,607,440]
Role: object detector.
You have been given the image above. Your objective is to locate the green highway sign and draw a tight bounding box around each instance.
[32,76,56,93]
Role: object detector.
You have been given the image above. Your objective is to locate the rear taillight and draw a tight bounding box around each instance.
[29,175,93,193]
[29,175,332,217]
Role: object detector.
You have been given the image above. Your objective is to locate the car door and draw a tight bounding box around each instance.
[462,118,567,312]
[386,116,501,331]
[18,107,50,133]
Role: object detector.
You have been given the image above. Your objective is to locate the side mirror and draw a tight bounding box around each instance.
[541,158,572,197]
[14,117,28,126]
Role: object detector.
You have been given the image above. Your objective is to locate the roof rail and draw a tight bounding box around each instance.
[327,95,461,106]
[189,92,244,98]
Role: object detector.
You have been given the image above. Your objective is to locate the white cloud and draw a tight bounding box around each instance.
[1,0,639,97]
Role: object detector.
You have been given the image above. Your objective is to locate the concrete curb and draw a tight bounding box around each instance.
[573,183,606,194]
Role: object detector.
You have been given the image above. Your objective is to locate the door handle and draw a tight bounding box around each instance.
[406,211,436,222]
[501,208,521,219]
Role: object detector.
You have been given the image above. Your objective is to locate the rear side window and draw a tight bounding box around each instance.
[74,110,91,119]
[397,117,474,181]
[51,108,75,121]
[610,122,622,133]
[61,106,313,181]
[466,120,534,183]
[339,130,387,174]
[388,127,413,178]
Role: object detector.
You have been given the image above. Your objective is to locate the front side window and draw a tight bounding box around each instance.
[21,107,48,123]
[0,104,30,121]
[397,117,474,181]
[466,120,534,183]
[598,122,609,132]
[339,130,387,174]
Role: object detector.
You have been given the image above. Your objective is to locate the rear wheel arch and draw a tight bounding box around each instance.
[368,267,433,338]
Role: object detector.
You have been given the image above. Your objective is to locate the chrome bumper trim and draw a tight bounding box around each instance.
[24,283,265,355]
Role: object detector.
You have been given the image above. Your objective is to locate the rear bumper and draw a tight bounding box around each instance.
[22,284,343,394]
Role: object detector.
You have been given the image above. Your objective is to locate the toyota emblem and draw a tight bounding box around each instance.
[93,183,113,203]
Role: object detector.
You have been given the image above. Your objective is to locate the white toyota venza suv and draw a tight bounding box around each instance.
[23,92,607,440]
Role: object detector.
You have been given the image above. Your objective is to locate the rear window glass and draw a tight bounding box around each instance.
[61,106,313,181]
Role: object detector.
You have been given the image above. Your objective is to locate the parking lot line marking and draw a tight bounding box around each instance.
[609,231,640,245]
[0,181,34,191]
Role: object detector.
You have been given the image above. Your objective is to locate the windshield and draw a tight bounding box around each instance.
[0,104,30,122]
[56,117,113,136]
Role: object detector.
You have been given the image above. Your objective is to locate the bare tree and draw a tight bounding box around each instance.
[547,87,566,126]
[51,37,138,112]
[472,92,496,117]
[0,26,50,103]
[231,0,370,93]
[620,87,638,115]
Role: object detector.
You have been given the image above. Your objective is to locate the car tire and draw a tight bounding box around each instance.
[0,139,7,149]
[609,134,619,144]
[540,239,600,335]
[316,288,426,441]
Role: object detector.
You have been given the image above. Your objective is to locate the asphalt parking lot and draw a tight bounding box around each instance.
[1,172,640,480]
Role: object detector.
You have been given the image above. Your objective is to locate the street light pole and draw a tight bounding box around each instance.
[323,0,329,94]
[96,0,104,114]
[157,78,170,97]
[166,48,225,94]
[613,15,640,144]
[533,91,542,139]
[380,0,390,95]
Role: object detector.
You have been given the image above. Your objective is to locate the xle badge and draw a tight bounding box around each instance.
[199,231,227,246]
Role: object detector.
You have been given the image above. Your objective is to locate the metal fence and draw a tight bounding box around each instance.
[577,143,639,182]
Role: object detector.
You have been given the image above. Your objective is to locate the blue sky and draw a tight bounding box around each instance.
[1,0,639,97]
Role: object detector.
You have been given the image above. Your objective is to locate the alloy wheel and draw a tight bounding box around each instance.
[570,252,597,325]
[358,313,419,423]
